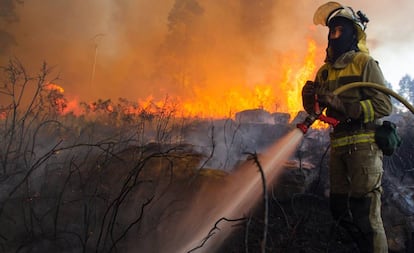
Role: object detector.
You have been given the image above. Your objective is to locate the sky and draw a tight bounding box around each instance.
[350,0,414,88]
[1,0,414,109]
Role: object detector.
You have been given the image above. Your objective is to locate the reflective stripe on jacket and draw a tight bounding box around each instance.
[314,51,392,126]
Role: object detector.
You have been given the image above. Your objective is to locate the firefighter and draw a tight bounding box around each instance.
[302,2,392,252]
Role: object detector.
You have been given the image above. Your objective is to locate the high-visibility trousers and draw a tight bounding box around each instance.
[329,141,388,253]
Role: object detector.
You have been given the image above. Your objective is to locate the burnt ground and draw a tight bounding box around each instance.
[0,109,414,253]
[219,195,359,253]
[188,157,361,253]
[194,158,414,253]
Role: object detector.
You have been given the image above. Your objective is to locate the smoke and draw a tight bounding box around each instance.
[3,0,412,104]
[0,0,21,54]
[1,0,322,104]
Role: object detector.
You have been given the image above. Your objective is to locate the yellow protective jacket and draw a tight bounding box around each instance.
[314,50,392,131]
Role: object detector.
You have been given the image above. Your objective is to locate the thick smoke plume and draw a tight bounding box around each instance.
[2,0,413,105]
[1,0,323,104]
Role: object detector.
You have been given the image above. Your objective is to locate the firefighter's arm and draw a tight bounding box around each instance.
[360,58,393,121]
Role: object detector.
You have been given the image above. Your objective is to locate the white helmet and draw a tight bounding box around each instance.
[313,2,370,53]
[313,1,369,31]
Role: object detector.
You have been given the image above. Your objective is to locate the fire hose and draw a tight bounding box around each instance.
[297,81,414,133]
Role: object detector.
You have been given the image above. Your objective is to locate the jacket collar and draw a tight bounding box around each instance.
[330,50,356,69]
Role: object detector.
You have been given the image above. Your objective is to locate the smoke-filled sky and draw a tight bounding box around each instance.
[1,0,414,109]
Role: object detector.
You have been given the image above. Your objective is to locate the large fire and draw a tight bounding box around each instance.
[37,39,323,122]
[138,39,320,119]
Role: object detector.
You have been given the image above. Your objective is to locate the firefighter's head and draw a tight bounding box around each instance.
[313,2,369,61]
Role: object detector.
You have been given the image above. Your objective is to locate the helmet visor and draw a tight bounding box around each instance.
[313,1,343,26]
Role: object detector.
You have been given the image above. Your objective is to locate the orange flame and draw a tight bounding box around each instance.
[281,39,317,115]
[139,39,320,119]
[41,39,324,122]
[0,110,6,120]
[44,83,65,93]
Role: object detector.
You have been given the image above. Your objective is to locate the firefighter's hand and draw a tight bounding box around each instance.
[317,91,342,110]
[302,81,316,114]
[317,91,362,119]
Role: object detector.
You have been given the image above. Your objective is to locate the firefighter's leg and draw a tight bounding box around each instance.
[329,147,360,245]
[329,193,364,247]
[349,192,387,253]
[329,146,349,221]
[347,143,388,253]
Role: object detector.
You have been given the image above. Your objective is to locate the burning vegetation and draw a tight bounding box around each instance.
[2,0,328,118]
[6,37,319,121]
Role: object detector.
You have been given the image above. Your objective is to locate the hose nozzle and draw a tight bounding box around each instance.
[296,113,318,134]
